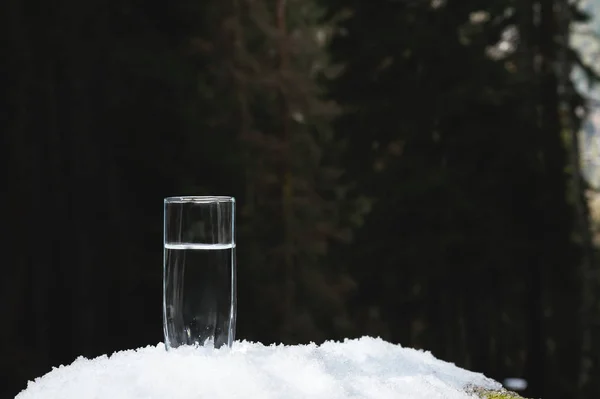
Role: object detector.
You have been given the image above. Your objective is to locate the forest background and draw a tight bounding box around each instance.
[2,0,600,398]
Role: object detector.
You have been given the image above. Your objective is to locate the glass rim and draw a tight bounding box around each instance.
[164,196,235,203]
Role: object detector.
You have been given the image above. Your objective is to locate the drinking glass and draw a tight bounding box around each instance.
[163,196,236,349]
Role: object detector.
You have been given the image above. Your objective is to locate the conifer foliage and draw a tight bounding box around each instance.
[184,0,367,343]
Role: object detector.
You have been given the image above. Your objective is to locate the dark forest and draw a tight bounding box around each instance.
[2,0,600,398]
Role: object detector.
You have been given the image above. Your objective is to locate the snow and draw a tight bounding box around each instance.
[15,337,501,399]
[503,378,528,391]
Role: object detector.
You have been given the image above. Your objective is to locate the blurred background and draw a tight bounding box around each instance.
[3,0,600,398]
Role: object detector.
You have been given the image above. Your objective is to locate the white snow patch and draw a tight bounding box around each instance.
[16,337,500,399]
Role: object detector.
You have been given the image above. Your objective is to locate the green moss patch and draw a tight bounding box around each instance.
[467,386,529,399]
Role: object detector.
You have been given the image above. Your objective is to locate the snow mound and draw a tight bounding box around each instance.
[16,336,501,399]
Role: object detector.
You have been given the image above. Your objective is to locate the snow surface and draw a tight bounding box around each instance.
[15,337,501,399]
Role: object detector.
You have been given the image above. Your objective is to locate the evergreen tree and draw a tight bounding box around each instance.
[183,0,367,344]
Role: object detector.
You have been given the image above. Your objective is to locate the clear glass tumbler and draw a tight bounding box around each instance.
[163,196,236,349]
